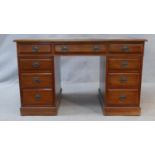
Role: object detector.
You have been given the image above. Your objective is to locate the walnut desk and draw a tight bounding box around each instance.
[14,39,146,116]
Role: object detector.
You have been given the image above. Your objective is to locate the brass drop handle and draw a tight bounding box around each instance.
[119,95,127,101]
[35,94,41,101]
[122,45,129,52]
[93,45,100,52]
[33,77,41,83]
[120,76,128,83]
[32,62,40,68]
[121,60,128,68]
[32,46,39,52]
[61,46,68,52]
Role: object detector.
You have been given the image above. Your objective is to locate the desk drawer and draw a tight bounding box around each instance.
[21,73,53,88]
[19,59,53,72]
[55,44,107,53]
[108,58,141,71]
[107,89,139,106]
[22,89,54,107]
[109,44,143,53]
[18,44,51,54]
[108,73,140,88]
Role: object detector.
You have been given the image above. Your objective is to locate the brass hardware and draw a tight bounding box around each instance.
[61,46,68,52]
[35,94,41,101]
[93,45,100,52]
[122,45,129,52]
[120,76,128,83]
[32,62,40,68]
[119,95,126,101]
[32,46,39,52]
[121,60,128,68]
[33,77,41,83]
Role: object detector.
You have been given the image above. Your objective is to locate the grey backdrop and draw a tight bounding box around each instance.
[0,34,155,120]
[0,34,154,86]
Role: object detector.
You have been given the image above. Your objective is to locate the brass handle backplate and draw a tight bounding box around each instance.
[119,95,127,101]
[32,62,40,68]
[61,46,68,52]
[120,76,128,83]
[93,45,100,52]
[35,94,41,101]
[122,45,129,52]
[33,77,41,83]
[121,60,128,68]
[32,46,39,52]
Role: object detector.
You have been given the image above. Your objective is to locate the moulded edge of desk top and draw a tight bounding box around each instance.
[14,38,147,43]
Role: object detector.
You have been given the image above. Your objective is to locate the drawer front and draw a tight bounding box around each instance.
[18,44,51,54]
[55,44,107,53]
[107,89,139,106]
[19,59,53,72]
[108,73,140,88]
[22,89,54,107]
[109,44,143,53]
[108,58,141,71]
[21,73,53,88]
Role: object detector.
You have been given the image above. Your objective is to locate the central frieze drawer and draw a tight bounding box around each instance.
[18,44,51,54]
[109,44,143,53]
[19,59,53,72]
[21,73,53,88]
[55,44,107,53]
[22,89,54,107]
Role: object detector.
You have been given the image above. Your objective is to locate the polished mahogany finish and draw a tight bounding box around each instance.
[18,44,51,54]
[108,58,141,71]
[22,89,54,107]
[55,44,107,53]
[21,73,53,88]
[15,38,146,116]
[106,89,139,106]
[19,58,53,72]
[107,73,140,88]
[109,44,143,53]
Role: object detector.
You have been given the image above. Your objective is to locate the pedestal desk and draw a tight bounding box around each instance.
[14,38,146,116]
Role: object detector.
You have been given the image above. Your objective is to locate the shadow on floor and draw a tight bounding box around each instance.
[59,93,103,116]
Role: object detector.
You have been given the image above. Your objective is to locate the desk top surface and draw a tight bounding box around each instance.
[14,37,147,43]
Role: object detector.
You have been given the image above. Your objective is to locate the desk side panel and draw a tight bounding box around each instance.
[99,56,106,107]
[54,56,62,108]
